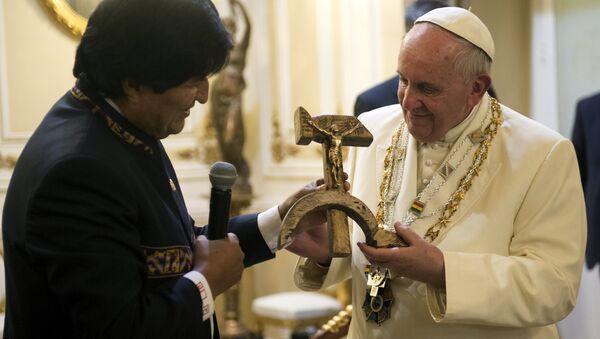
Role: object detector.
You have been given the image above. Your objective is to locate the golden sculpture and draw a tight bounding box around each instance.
[319,305,352,335]
[209,0,252,194]
[44,0,87,37]
[278,108,405,257]
[305,119,360,188]
[211,3,255,338]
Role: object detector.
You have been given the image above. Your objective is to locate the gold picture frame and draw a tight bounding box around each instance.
[43,0,87,37]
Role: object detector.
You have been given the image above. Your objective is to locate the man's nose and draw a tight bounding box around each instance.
[400,85,421,111]
[196,78,209,104]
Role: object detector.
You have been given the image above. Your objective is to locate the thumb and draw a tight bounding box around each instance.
[227,232,239,244]
[393,222,421,246]
[195,235,209,246]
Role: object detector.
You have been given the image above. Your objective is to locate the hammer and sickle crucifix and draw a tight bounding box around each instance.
[277,107,405,257]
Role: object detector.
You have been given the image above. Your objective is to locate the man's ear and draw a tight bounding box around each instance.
[121,79,142,104]
[467,74,492,107]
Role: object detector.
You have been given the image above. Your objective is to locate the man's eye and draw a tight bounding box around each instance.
[420,85,438,95]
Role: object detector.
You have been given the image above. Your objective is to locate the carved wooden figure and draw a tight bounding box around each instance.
[278,107,405,257]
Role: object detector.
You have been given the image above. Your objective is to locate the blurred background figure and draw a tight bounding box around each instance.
[572,91,600,276]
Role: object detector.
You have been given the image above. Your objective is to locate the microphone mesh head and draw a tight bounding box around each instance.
[209,161,237,189]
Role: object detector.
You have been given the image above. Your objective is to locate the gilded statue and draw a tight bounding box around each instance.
[209,0,252,193]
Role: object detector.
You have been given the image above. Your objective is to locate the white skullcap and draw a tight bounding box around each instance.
[414,7,495,61]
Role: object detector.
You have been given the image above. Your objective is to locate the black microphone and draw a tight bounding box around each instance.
[207,161,237,240]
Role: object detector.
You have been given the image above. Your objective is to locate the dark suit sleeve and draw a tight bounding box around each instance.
[195,214,275,267]
[353,76,400,117]
[26,156,207,339]
[572,101,587,187]
[354,94,371,117]
[229,214,276,267]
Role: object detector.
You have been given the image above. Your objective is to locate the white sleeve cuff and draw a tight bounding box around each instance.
[257,205,283,253]
[184,270,214,321]
[426,284,447,322]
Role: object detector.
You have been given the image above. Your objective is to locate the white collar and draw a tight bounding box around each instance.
[441,100,482,143]
[105,97,123,116]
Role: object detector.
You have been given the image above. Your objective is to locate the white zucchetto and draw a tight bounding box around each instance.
[415,7,495,61]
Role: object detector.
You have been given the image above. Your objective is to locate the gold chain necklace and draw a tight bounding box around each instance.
[375,98,503,242]
[375,120,408,228]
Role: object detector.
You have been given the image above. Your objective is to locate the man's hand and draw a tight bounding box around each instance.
[278,178,324,223]
[278,175,350,265]
[357,222,446,289]
[193,234,245,296]
[277,174,350,221]
[285,221,330,264]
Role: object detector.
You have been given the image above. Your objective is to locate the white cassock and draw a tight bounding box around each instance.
[295,94,587,338]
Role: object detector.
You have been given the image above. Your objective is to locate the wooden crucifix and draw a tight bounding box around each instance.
[294,107,371,191]
[278,107,405,257]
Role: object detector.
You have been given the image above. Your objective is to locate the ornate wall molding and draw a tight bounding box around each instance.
[43,0,87,38]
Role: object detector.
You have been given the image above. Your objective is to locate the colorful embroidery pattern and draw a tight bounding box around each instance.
[143,246,193,278]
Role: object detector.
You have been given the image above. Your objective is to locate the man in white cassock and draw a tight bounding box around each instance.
[291,7,587,338]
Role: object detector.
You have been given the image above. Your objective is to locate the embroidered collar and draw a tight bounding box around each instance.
[71,80,156,156]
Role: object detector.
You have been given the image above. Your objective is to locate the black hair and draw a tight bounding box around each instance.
[73,0,233,98]
[405,0,449,31]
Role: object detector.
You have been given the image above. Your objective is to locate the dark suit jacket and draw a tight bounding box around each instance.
[573,92,600,269]
[353,76,399,117]
[2,79,274,338]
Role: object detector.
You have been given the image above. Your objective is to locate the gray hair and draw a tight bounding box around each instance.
[451,35,492,83]
[403,22,492,83]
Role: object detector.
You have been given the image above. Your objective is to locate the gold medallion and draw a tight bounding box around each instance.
[363,266,393,325]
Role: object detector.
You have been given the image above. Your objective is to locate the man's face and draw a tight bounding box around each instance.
[124,77,209,139]
[397,24,477,143]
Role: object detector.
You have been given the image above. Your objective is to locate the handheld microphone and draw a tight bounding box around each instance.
[207,161,237,240]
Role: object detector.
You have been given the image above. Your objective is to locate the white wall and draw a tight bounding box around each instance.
[554,1,600,338]
[472,0,531,115]
[555,0,600,136]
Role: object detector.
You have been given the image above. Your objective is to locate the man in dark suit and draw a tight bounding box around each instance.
[1,0,325,338]
[572,92,600,273]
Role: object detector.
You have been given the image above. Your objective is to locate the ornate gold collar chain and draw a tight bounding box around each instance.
[375,98,503,242]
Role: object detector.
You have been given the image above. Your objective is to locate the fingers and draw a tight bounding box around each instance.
[356,223,419,263]
[314,172,348,185]
[192,232,245,296]
[393,222,420,245]
[196,234,239,244]
[227,232,239,244]
[227,233,244,261]
[356,242,401,264]
[313,176,351,192]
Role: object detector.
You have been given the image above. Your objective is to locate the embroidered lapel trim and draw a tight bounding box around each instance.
[71,85,155,155]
